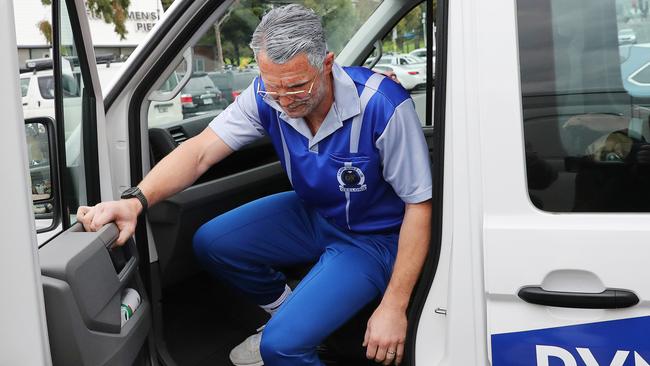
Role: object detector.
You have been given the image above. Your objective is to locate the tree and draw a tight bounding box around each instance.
[37,20,53,45]
[379,1,436,53]
[200,0,265,67]
[40,0,131,40]
[213,0,241,70]
[161,0,174,10]
[303,0,357,55]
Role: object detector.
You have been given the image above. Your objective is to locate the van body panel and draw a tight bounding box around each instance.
[0,1,52,365]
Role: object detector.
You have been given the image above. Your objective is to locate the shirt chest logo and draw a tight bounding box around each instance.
[337,165,367,192]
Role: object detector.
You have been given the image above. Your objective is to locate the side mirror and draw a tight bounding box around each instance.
[149,48,194,102]
[25,117,60,233]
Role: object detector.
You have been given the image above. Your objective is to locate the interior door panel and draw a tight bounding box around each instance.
[149,160,291,288]
[40,224,151,365]
[146,111,292,287]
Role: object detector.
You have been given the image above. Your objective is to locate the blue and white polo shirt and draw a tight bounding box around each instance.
[209,63,431,233]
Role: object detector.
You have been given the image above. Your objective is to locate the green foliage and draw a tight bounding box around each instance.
[181,0,434,68]
[380,2,434,53]
[198,0,265,66]
[303,0,357,55]
[161,0,174,11]
[202,0,384,67]
[86,0,131,40]
[37,20,53,45]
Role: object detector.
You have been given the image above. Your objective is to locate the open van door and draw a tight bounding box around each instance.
[0,1,52,365]
[477,0,650,364]
[36,0,153,364]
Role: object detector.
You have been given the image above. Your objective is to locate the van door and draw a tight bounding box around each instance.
[0,1,52,365]
[478,0,650,364]
[38,0,153,365]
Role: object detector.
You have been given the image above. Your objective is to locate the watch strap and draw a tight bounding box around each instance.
[121,187,148,213]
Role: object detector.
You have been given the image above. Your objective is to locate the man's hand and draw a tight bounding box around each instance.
[76,198,142,246]
[363,303,407,365]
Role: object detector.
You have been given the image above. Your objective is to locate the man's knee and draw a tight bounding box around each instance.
[260,322,315,363]
[192,218,231,264]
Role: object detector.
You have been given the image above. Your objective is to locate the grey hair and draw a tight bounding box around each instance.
[250,4,327,70]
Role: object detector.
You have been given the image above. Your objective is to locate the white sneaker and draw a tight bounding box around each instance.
[229,326,264,366]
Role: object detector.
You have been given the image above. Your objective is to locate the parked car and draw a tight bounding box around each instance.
[95,62,184,127]
[20,59,184,130]
[371,64,400,84]
[618,28,637,45]
[409,47,435,63]
[20,67,81,139]
[409,47,427,60]
[208,69,258,103]
[180,72,226,118]
[366,53,427,90]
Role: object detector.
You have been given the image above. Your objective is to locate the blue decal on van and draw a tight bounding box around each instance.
[491,316,650,365]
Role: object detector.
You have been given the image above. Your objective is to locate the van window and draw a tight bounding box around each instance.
[37,76,55,99]
[58,0,93,224]
[159,72,179,93]
[146,0,385,149]
[21,78,30,98]
[37,75,80,100]
[517,0,650,212]
[362,2,430,125]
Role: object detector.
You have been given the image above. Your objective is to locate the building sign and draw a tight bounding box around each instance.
[14,0,164,48]
[129,11,160,32]
[85,7,161,33]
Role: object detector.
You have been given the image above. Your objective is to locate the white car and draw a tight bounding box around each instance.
[409,47,427,59]
[618,28,637,45]
[20,60,183,130]
[95,62,184,127]
[369,53,427,90]
[409,47,436,64]
[20,67,81,139]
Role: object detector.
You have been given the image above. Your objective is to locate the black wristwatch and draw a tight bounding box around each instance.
[121,187,148,213]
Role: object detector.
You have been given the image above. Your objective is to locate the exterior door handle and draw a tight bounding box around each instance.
[518,286,639,309]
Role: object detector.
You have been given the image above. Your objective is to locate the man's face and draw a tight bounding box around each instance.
[257,52,332,119]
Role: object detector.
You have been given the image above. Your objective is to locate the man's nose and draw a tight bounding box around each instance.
[278,95,293,107]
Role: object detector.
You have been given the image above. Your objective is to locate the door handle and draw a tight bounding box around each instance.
[518,286,639,309]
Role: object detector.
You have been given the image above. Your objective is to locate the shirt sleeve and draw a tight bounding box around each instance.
[376,98,432,203]
[208,80,265,151]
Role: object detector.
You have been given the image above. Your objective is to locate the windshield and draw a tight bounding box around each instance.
[191,0,385,72]
[147,0,386,124]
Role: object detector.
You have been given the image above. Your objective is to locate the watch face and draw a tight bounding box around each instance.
[122,187,138,197]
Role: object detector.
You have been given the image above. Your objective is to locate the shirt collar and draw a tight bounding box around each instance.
[331,62,361,121]
[261,62,361,147]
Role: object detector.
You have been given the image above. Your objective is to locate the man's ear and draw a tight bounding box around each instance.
[323,52,335,74]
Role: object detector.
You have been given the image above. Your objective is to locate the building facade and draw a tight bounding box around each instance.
[14,0,164,67]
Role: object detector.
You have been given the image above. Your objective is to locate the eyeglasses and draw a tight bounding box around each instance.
[256,77,316,101]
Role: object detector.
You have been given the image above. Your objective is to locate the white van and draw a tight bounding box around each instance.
[20,61,183,130]
[3,0,650,365]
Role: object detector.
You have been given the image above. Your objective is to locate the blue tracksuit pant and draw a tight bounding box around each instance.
[192,191,399,366]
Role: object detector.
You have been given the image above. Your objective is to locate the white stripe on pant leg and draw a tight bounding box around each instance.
[349,73,385,153]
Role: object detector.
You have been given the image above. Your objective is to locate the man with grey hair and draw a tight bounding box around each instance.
[77,4,431,366]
